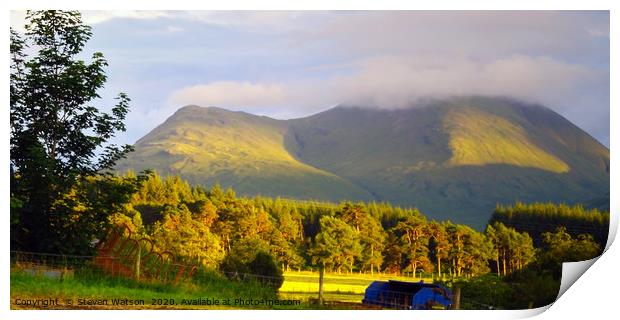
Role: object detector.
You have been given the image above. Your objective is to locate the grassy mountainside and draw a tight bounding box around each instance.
[116,105,372,201]
[443,107,569,173]
[117,97,609,229]
[287,97,609,228]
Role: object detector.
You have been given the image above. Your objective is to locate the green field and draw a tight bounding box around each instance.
[10,268,311,310]
[279,271,434,303]
[10,267,438,309]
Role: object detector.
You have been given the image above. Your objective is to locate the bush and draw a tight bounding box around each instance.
[249,251,284,290]
[219,250,284,290]
[437,274,512,309]
[220,254,251,277]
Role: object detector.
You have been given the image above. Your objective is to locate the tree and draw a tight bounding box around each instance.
[486,222,535,275]
[510,230,535,271]
[444,223,493,277]
[309,216,362,273]
[151,205,224,268]
[340,203,365,232]
[485,223,501,276]
[428,221,451,278]
[395,214,430,276]
[10,11,134,253]
[490,202,609,248]
[269,227,304,271]
[338,203,386,274]
[56,174,147,253]
[445,222,466,277]
[461,226,494,276]
[359,216,386,274]
[486,222,512,275]
[382,232,405,274]
[539,226,600,277]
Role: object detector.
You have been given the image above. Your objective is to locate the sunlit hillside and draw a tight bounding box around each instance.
[117,97,609,228]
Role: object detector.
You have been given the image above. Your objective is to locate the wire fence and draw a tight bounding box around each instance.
[10,250,497,310]
[11,251,90,281]
[10,250,194,284]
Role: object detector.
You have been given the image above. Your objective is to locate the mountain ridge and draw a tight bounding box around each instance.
[116,96,609,228]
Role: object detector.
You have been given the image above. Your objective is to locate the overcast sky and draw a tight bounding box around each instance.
[10,11,610,146]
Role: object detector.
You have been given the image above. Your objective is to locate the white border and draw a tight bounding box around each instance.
[2,1,616,320]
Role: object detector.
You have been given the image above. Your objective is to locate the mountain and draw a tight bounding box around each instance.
[116,105,373,201]
[116,97,609,229]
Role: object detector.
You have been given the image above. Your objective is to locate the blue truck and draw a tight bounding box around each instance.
[362,280,453,310]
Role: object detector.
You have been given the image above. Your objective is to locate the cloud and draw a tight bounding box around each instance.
[10,10,169,32]
[169,81,287,110]
[177,11,322,31]
[163,11,608,143]
[82,11,169,24]
[11,10,324,34]
[304,11,609,62]
[10,11,609,145]
[166,26,184,33]
[168,55,605,118]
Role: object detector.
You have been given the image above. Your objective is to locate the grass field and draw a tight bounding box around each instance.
[10,267,313,310]
[279,271,434,303]
[11,266,438,309]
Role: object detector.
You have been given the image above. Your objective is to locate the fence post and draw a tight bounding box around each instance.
[135,245,141,281]
[451,285,461,310]
[318,263,325,305]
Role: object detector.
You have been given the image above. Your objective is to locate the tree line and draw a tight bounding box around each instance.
[86,172,604,281]
[490,202,609,246]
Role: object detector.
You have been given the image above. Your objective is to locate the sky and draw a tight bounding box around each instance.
[10,10,610,146]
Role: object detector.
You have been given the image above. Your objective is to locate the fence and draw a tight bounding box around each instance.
[10,223,497,310]
[93,225,196,284]
[10,250,188,283]
[11,251,497,310]
[11,251,90,280]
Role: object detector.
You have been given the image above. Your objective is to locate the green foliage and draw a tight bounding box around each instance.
[310,216,362,273]
[443,222,494,277]
[220,247,284,290]
[490,202,609,247]
[469,226,600,309]
[393,214,431,275]
[502,268,561,308]
[50,174,147,254]
[120,171,605,288]
[10,10,134,254]
[428,221,450,277]
[485,222,535,276]
[249,251,285,290]
[440,271,559,309]
[536,227,601,279]
[151,205,224,268]
[439,274,512,309]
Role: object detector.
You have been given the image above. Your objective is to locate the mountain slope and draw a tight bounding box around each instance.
[287,97,608,227]
[116,105,373,201]
[117,97,609,229]
[443,107,569,173]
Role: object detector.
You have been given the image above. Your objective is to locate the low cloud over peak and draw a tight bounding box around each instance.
[11,10,609,146]
[169,55,607,134]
